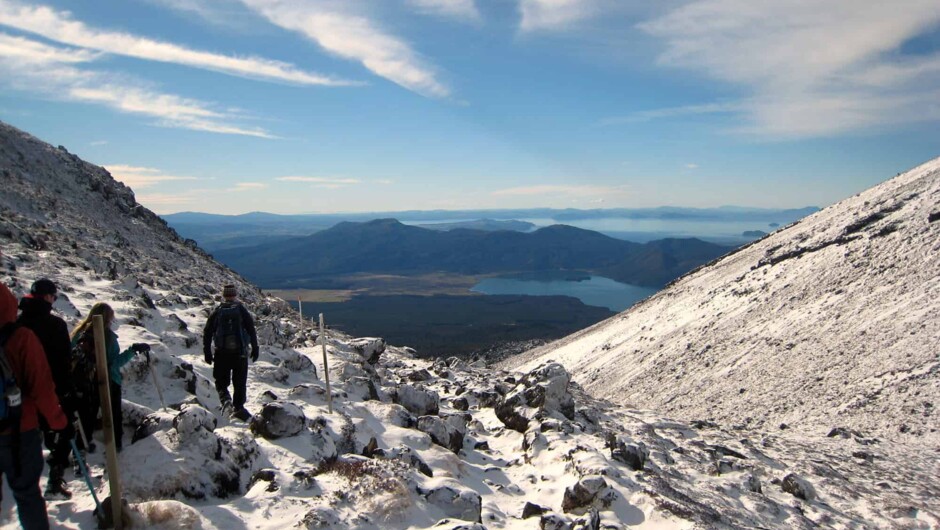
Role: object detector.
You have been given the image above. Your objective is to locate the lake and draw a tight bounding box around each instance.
[471,275,659,312]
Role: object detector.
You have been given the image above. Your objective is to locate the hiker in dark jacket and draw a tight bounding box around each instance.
[69,302,149,452]
[1,281,68,530]
[203,284,258,421]
[17,279,75,499]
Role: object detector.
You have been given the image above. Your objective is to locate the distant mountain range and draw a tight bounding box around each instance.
[213,218,731,288]
[164,206,817,251]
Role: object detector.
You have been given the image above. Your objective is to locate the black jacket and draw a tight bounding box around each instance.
[203,301,259,357]
[17,295,74,397]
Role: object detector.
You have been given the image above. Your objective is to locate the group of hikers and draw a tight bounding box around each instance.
[0,245,259,529]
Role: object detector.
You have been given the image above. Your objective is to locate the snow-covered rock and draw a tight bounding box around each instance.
[398,384,440,416]
[250,401,307,439]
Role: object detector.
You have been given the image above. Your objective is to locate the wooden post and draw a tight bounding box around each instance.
[93,315,123,530]
[319,313,332,413]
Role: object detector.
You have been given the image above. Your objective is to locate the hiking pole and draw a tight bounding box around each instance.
[319,313,332,414]
[74,411,91,453]
[145,350,166,411]
[70,438,105,524]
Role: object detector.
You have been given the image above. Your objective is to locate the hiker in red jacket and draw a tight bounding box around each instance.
[0,281,68,530]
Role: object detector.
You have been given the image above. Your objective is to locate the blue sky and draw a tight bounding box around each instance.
[1,0,938,214]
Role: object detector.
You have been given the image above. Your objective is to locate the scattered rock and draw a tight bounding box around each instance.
[781,473,817,501]
[423,486,482,522]
[249,402,307,439]
[561,475,608,514]
[399,384,441,416]
[522,502,549,519]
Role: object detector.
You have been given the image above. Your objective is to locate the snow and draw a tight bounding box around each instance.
[2,121,939,528]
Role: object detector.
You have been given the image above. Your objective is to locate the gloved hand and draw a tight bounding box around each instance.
[250,348,259,363]
[131,343,151,353]
[54,422,75,444]
[204,350,213,365]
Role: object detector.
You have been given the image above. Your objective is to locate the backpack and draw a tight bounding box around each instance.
[70,330,98,400]
[214,304,247,356]
[0,323,24,430]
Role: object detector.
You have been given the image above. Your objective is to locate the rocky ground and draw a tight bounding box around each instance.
[2,121,938,529]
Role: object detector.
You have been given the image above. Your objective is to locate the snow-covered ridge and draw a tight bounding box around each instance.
[504,157,940,446]
[2,121,938,528]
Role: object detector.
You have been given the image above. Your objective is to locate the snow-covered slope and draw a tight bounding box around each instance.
[505,158,940,446]
[2,121,938,529]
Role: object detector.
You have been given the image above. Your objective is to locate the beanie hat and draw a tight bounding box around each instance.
[222,284,237,298]
[30,278,58,297]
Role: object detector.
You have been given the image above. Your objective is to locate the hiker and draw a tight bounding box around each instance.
[203,284,258,421]
[17,279,75,499]
[69,303,149,452]
[0,281,68,530]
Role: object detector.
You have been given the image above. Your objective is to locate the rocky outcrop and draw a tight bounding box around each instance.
[496,362,575,433]
[250,402,307,439]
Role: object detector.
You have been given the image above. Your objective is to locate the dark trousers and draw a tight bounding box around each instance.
[43,399,75,468]
[214,354,248,409]
[0,429,50,530]
[110,382,123,449]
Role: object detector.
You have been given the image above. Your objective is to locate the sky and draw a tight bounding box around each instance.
[0,0,938,215]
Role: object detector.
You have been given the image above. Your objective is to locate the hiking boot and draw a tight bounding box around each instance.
[45,467,72,500]
[231,408,251,422]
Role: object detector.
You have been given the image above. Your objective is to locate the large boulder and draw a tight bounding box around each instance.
[250,402,307,439]
[348,337,386,365]
[496,362,575,433]
[423,485,482,522]
[609,435,649,471]
[781,473,817,501]
[398,384,440,417]
[417,414,467,454]
[561,475,609,515]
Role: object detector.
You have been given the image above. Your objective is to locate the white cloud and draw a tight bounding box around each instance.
[0,33,275,138]
[640,0,940,137]
[229,182,268,191]
[89,140,108,146]
[0,1,356,86]
[493,184,628,197]
[407,0,480,22]
[685,163,698,169]
[275,176,361,185]
[518,0,601,32]
[599,102,741,125]
[240,0,449,98]
[105,165,199,189]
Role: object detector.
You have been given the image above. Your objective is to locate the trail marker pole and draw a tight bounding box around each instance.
[147,352,166,411]
[93,316,124,530]
[319,313,332,413]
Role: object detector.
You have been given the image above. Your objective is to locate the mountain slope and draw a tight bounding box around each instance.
[213,218,729,288]
[2,121,938,529]
[504,158,940,444]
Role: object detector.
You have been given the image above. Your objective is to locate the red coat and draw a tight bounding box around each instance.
[0,283,67,432]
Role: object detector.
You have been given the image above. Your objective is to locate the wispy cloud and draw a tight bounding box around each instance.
[493,184,629,197]
[599,102,741,125]
[0,33,275,138]
[228,182,268,192]
[640,0,940,137]
[89,140,108,146]
[275,176,361,186]
[407,0,481,22]
[518,0,602,32]
[685,163,698,170]
[105,165,199,189]
[0,1,356,87]
[240,0,449,98]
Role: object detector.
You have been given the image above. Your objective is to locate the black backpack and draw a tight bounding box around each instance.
[214,304,247,356]
[0,323,24,431]
[70,330,98,400]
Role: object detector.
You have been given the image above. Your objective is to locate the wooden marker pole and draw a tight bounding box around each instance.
[93,315,123,530]
[319,313,332,413]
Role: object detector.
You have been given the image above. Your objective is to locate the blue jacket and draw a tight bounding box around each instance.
[71,328,136,386]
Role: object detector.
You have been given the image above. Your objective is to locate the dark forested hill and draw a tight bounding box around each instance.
[214,218,730,287]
